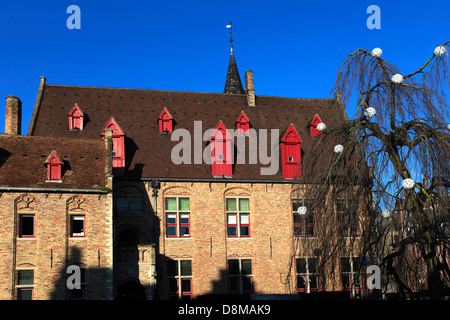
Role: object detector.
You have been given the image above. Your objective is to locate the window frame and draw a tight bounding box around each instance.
[16,269,34,300]
[116,195,143,215]
[226,197,250,238]
[340,257,363,296]
[70,215,86,238]
[167,259,192,300]
[337,199,359,237]
[296,257,319,293]
[19,214,35,238]
[165,197,191,238]
[228,259,253,295]
[292,198,315,238]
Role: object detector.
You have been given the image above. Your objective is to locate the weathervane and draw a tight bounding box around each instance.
[226,21,235,50]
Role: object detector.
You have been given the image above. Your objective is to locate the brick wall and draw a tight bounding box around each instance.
[0,191,113,300]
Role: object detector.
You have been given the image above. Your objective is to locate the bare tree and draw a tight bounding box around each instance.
[293,41,450,299]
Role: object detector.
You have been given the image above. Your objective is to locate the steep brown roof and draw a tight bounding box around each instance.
[0,134,107,189]
[29,84,347,181]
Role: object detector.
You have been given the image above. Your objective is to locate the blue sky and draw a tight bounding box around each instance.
[0,0,449,134]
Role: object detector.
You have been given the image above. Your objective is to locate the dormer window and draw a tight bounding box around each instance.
[281,124,302,179]
[158,107,174,133]
[45,151,63,182]
[210,121,232,178]
[236,111,250,135]
[101,117,125,175]
[310,114,324,138]
[68,104,84,131]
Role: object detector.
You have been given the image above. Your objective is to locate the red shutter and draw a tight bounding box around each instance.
[101,117,125,174]
[211,122,232,177]
[45,151,63,181]
[158,108,173,133]
[68,104,84,131]
[282,125,302,179]
[236,111,250,135]
[310,114,323,138]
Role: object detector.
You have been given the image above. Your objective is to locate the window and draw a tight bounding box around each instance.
[236,111,250,135]
[70,215,85,237]
[310,114,324,138]
[165,197,190,238]
[296,258,319,293]
[69,267,86,300]
[292,199,315,237]
[281,124,302,179]
[101,117,125,175]
[228,259,252,294]
[158,108,174,133]
[116,196,142,215]
[167,259,192,300]
[17,270,34,300]
[341,257,363,298]
[68,104,84,131]
[337,199,359,237]
[45,151,63,182]
[210,121,232,177]
[19,215,35,238]
[226,198,250,238]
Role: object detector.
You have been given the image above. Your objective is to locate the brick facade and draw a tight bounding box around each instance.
[113,180,368,299]
[0,191,113,300]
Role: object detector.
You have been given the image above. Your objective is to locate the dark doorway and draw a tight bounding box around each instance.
[117,280,146,300]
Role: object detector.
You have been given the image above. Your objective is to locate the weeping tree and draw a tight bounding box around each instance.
[294,41,450,299]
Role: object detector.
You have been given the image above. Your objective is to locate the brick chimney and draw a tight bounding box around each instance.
[5,95,22,135]
[245,70,255,107]
[103,129,114,177]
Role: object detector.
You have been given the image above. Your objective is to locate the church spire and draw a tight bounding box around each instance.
[224,22,245,94]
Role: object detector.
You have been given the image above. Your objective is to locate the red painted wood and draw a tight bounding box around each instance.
[281,124,302,179]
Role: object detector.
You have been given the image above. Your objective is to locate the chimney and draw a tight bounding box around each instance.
[103,129,114,177]
[245,70,255,107]
[5,95,22,135]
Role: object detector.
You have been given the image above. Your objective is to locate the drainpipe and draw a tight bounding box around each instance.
[150,179,160,299]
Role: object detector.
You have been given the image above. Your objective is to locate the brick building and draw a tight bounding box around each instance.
[1,46,372,299]
[0,96,114,299]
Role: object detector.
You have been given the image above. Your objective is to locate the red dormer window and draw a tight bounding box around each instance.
[45,151,63,182]
[101,117,125,175]
[281,124,302,179]
[210,121,233,177]
[68,104,84,131]
[236,111,250,135]
[310,114,324,138]
[158,107,174,133]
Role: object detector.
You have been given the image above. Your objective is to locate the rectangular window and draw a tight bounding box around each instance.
[337,199,359,237]
[292,199,315,237]
[165,197,190,238]
[116,196,142,214]
[70,215,85,237]
[167,259,192,300]
[226,198,250,238]
[296,258,319,293]
[19,215,35,238]
[228,259,252,294]
[341,257,363,297]
[17,270,34,300]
